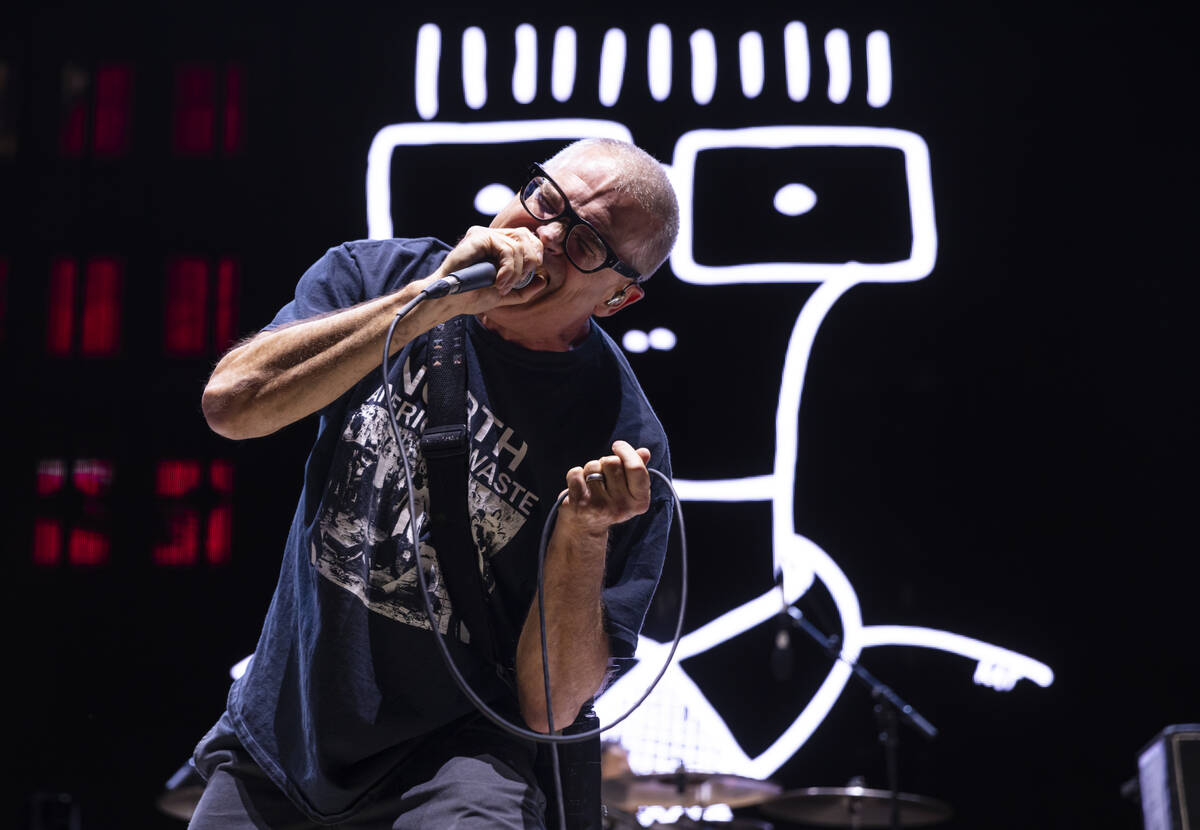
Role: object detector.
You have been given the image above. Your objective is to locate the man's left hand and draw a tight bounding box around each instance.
[559,440,652,537]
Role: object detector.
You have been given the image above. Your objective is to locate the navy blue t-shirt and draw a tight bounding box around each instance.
[223,238,671,821]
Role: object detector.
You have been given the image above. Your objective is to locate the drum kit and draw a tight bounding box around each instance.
[600,742,953,829]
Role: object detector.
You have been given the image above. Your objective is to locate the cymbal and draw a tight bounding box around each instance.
[603,770,782,811]
[759,786,952,828]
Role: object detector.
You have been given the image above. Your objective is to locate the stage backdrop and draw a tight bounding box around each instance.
[4,2,1194,828]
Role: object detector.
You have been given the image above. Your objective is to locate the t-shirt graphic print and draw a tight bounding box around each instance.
[311,350,534,640]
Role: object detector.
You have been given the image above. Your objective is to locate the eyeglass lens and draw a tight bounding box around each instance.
[522,175,609,273]
[523,177,564,220]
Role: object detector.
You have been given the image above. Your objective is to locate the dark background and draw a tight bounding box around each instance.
[4,1,1195,828]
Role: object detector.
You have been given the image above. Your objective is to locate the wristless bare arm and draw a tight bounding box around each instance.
[516,441,653,733]
[201,228,545,440]
[517,518,613,733]
[203,279,448,439]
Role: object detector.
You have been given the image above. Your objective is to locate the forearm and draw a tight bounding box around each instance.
[516,519,612,733]
[515,441,653,732]
[202,277,466,439]
[202,227,545,440]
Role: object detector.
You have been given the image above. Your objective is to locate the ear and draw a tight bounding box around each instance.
[593,284,644,317]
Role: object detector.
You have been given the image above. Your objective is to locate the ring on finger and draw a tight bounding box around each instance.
[585,473,605,483]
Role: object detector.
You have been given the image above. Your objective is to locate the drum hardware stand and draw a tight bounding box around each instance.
[781,606,938,830]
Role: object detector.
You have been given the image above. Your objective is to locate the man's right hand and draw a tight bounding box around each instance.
[425,226,547,315]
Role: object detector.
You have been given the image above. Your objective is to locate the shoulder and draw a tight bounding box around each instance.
[341,236,451,256]
[340,237,451,276]
[326,237,452,299]
[274,238,452,325]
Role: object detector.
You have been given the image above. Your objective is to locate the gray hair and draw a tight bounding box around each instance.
[546,138,679,280]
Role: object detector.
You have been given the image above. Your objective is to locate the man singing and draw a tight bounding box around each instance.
[188,138,679,828]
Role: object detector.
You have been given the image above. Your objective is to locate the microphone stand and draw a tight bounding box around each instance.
[782,606,937,830]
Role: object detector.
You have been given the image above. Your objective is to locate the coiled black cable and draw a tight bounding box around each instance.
[379,284,688,829]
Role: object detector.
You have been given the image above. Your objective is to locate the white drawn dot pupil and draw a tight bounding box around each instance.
[773,183,818,217]
[474,183,515,216]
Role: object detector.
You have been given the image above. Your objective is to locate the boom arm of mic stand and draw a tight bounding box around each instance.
[784,607,938,740]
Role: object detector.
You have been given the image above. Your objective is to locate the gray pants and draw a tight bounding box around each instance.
[188,713,546,829]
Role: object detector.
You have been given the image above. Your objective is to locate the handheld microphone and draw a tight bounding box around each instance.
[433,261,535,296]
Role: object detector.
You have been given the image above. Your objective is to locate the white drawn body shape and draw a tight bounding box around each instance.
[364,21,1056,790]
[594,126,1053,783]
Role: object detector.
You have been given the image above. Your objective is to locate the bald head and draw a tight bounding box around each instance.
[545,139,679,279]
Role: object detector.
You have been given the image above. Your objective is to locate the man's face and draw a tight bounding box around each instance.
[488,149,652,322]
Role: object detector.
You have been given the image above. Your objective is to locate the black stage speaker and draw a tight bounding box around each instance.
[1139,725,1200,830]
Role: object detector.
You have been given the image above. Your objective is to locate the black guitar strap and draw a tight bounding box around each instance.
[420,316,511,677]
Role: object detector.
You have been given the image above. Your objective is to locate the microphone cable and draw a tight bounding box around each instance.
[379,284,689,829]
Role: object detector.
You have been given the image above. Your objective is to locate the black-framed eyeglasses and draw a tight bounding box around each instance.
[519,163,643,283]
